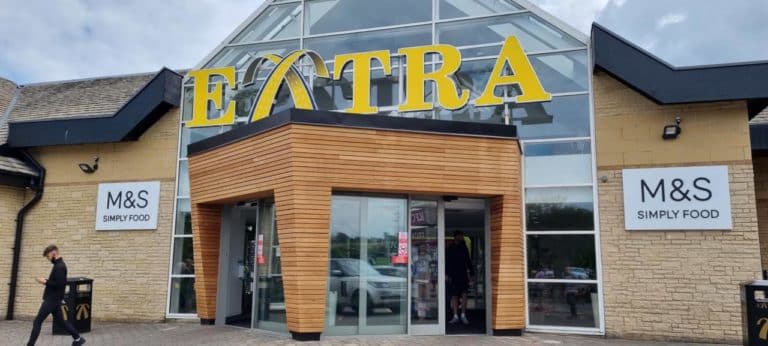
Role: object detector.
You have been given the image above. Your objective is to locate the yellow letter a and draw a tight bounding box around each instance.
[475,36,551,106]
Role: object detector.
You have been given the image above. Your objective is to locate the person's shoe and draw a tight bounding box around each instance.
[72,337,86,346]
[449,315,460,324]
[461,314,470,325]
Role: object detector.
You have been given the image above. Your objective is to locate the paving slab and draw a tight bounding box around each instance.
[0,320,734,345]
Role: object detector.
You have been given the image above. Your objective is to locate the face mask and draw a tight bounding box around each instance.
[49,257,56,264]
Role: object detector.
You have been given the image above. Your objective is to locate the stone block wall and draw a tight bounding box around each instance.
[594,71,762,343]
[3,109,179,322]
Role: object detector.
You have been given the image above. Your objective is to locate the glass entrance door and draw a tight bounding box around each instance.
[326,195,409,335]
[251,200,287,332]
[409,199,444,335]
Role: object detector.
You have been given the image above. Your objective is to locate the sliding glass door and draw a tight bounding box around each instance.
[326,195,408,335]
[409,198,444,335]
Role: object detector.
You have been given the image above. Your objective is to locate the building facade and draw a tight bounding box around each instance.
[0,0,767,343]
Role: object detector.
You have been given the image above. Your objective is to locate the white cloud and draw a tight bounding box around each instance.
[528,0,610,34]
[656,13,687,29]
[0,0,261,84]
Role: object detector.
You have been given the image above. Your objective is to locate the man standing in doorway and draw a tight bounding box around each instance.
[26,245,86,346]
[446,231,474,325]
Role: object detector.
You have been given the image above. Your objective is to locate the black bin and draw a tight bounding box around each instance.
[53,277,93,335]
[741,280,768,345]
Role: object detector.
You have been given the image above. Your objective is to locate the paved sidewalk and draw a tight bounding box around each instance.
[0,320,733,345]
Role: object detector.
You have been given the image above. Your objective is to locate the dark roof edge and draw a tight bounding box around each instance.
[188,108,518,157]
[751,123,768,152]
[6,68,182,148]
[591,23,768,117]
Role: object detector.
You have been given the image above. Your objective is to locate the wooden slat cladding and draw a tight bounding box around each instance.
[490,195,524,329]
[188,122,523,333]
[190,203,222,321]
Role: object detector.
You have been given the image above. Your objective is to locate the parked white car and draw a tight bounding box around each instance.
[329,258,406,314]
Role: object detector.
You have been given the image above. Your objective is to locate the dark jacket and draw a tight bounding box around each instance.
[446,240,474,284]
[43,258,67,302]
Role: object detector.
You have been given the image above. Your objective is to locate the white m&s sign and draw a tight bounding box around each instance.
[96,181,160,231]
[622,166,732,231]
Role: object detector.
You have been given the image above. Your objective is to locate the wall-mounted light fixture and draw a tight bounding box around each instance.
[78,156,99,174]
[662,116,682,140]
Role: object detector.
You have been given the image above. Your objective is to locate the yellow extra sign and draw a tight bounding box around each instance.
[187,36,551,128]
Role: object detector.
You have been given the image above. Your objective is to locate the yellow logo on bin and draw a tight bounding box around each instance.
[187,36,551,128]
[76,303,90,320]
[61,304,69,321]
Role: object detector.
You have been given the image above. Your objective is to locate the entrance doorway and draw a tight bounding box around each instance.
[409,197,488,335]
[444,198,487,335]
[220,203,257,328]
[217,200,287,332]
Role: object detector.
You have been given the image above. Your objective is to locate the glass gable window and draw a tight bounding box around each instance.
[439,0,523,19]
[305,0,432,35]
[231,3,302,43]
[174,0,599,333]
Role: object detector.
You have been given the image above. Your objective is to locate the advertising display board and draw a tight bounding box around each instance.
[622,166,732,230]
[95,181,161,230]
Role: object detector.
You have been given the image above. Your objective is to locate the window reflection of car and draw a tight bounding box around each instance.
[565,267,589,280]
[329,258,406,314]
[373,265,407,278]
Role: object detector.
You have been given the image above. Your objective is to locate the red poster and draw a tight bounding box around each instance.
[257,234,265,265]
[392,231,408,264]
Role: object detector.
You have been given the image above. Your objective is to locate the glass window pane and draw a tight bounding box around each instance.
[528,283,598,328]
[255,200,286,331]
[526,186,594,231]
[305,25,432,58]
[436,104,504,124]
[437,13,583,51]
[182,86,193,121]
[524,140,592,186]
[178,161,189,197]
[461,45,503,59]
[314,68,400,111]
[364,198,408,330]
[172,237,195,275]
[255,277,286,329]
[306,0,432,36]
[410,200,438,325]
[175,198,192,235]
[180,126,221,158]
[205,40,300,69]
[513,95,590,140]
[231,3,301,43]
[530,50,588,94]
[328,196,362,332]
[169,277,196,314]
[527,234,596,280]
[439,0,522,19]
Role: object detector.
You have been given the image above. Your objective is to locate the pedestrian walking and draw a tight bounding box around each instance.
[26,245,85,346]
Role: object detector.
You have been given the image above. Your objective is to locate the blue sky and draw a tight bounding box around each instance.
[0,0,766,84]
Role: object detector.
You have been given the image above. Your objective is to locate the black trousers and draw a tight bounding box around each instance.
[27,299,80,346]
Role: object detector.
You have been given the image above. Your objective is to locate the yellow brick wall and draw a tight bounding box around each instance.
[594,72,761,343]
[7,109,179,322]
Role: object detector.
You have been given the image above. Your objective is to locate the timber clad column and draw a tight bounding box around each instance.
[190,203,221,324]
[274,185,332,339]
[490,195,524,334]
